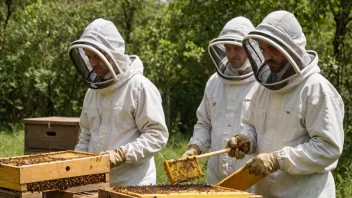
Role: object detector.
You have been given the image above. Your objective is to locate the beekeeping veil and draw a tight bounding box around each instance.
[68,18,131,89]
[208,16,255,81]
[242,11,311,90]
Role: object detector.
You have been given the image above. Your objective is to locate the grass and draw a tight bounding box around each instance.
[0,129,25,157]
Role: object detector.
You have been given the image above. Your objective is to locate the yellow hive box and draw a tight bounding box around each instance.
[98,184,262,198]
[0,150,109,192]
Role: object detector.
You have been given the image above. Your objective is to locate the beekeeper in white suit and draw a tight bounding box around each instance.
[226,11,344,197]
[182,16,259,185]
[68,18,168,186]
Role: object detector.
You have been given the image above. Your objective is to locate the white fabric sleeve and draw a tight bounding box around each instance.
[241,89,258,155]
[276,92,344,175]
[74,110,90,152]
[120,84,169,164]
[188,83,212,152]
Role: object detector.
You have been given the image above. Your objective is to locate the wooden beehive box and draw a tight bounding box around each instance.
[98,184,262,198]
[44,190,99,198]
[0,187,42,198]
[0,150,110,192]
[24,117,80,154]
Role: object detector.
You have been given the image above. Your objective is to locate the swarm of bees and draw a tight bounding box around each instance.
[0,152,95,166]
[112,184,227,195]
[27,173,106,192]
[164,157,204,184]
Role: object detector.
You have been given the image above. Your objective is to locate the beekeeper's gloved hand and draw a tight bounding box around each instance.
[226,134,250,159]
[182,144,200,158]
[99,148,126,168]
[244,152,279,176]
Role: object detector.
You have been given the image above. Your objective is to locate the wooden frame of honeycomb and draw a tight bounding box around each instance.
[163,157,204,184]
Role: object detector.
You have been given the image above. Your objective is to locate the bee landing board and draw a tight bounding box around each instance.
[98,184,263,198]
[0,150,110,192]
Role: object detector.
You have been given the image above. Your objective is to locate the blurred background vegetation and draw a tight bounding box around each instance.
[0,0,351,197]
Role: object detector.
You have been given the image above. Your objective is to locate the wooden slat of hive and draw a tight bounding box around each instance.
[44,191,98,198]
[0,187,42,198]
[42,182,110,198]
[23,117,80,125]
[99,188,137,198]
[136,193,253,198]
[98,185,261,198]
[64,182,110,193]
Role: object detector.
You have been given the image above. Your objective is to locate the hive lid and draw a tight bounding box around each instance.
[216,167,264,191]
[24,117,80,125]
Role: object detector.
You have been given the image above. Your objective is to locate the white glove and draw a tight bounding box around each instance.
[100,148,126,168]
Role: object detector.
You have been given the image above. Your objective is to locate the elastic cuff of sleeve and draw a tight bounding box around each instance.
[274,150,284,171]
[118,146,129,162]
[241,132,256,154]
[117,147,126,162]
[188,141,204,154]
[189,144,201,154]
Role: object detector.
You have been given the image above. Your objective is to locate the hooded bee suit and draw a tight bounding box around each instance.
[68,19,168,186]
[187,17,259,185]
[241,11,344,197]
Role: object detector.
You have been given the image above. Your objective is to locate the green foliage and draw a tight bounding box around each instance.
[130,1,210,131]
[335,133,352,197]
[0,0,351,195]
[0,0,153,126]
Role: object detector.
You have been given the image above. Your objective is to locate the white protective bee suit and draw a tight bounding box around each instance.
[68,19,169,186]
[188,17,259,185]
[241,11,344,197]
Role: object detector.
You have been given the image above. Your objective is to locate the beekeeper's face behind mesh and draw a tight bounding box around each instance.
[84,49,114,77]
[258,40,288,73]
[224,44,248,69]
[69,43,121,89]
[243,37,300,90]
